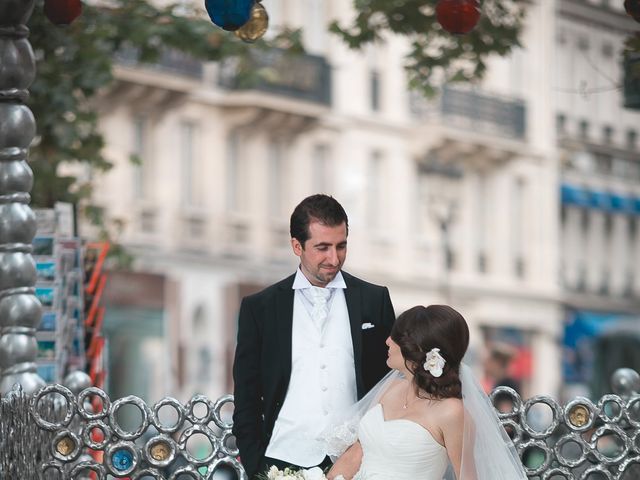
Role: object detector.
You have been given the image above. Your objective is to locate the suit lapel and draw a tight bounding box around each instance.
[343,272,364,396]
[275,275,295,384]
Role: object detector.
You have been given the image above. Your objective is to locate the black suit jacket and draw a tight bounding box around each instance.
[232,271,395,478]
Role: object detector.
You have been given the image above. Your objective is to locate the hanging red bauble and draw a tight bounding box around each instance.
[625,0,640,23]
[44,0,82,25]
[436,0,481,35]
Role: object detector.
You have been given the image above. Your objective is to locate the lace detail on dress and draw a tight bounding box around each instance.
[319,418,359,458]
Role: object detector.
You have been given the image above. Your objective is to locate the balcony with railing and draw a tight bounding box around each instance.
[412,87,527,141]
[218,49,332,106]
[115,47,204,80]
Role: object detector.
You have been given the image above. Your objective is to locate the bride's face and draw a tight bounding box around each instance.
[385,336,406,372]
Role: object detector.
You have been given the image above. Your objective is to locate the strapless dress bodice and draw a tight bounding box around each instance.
[354,404,449,480]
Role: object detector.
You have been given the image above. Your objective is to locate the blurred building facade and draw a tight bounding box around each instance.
[88,0,639,403]
[556,1,640,399]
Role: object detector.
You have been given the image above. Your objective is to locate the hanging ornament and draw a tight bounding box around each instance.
[436,0,481,35]
[205,0,253,31]
[234,2,269,43]
[44,0,82,25]
[625,0,640,23]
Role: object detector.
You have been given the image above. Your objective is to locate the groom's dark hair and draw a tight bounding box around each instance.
[391,305,469,399]
[290,194,349,246]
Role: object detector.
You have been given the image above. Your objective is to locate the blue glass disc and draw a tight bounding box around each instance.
[204,0,253,31]
[112,448,133,471]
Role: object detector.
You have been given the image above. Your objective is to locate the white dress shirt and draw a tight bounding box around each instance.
[265,269,358,466]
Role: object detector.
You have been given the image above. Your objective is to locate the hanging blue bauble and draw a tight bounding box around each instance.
[205,0,253,31]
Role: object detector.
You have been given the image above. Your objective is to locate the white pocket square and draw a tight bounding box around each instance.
[361,322,375,330]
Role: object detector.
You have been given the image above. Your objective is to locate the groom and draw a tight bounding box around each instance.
[233,194,396,479]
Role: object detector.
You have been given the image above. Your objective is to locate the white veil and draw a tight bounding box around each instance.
[319,364,527,479]
[451,363,527,480]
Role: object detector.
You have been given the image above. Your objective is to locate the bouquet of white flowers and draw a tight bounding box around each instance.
[259,465,345,480]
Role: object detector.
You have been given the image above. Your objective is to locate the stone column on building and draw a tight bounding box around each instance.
[0,0,45,394]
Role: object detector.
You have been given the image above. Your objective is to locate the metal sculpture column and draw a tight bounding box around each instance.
[0,0,45,394]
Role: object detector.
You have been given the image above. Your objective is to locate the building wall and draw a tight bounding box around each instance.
[555,0,640,398]
[89,0,590,402]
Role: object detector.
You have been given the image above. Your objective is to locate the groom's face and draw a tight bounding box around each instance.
[291,220,347,287]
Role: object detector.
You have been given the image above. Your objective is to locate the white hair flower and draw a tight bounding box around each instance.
[423,347,446,377]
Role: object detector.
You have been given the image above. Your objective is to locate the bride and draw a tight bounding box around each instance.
[322,305,527,480]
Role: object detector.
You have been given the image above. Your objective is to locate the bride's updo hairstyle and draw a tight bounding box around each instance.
[391,305,469,399]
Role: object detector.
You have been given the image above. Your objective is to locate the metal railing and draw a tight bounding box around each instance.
[218,49,332,106]
[115,47,204,80]
[3,368,640,478]
[411,87,527,140]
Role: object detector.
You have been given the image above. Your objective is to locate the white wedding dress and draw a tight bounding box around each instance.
[353,404,449,480]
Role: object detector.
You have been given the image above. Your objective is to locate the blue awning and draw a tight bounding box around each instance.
[589,191,612,210]
[563,310,634,383]
[610,194,634,213]
[561,184,590,207]
[561,183,639,215]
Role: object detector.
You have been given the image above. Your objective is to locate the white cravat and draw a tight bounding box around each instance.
[309,286,331,331]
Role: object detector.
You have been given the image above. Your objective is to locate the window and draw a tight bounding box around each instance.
[595,153,613,175]
[581,209,590,232]
[556,113,566,136]
[577,36,589,51]
[367,151,383,230]
[268,139,286,217]
[627,129,638,151]
[511,178,527,278]
[475,172,489,273]
[180,121,200,207]
[603,125,613,145]
[579,120,590,140]
[132,117,147,199]
[226,131,241,212]
[312,144,329,194]
[370,69,381,112]
[626,217,637,296]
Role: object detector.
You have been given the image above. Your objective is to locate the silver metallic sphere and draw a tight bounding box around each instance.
[63,370,92,394]
[611,368,640,396]
[0,333,38,368]
[0,372,45,395]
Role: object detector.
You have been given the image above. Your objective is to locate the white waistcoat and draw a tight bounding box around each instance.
[265,289,357,466]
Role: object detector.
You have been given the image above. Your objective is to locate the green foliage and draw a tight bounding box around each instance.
[26,0,302,266]
[332,0,528,97]
[27,0,250,209]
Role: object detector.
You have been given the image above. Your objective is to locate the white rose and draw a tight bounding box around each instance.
[301,467,326,480]
[267,466,281,479]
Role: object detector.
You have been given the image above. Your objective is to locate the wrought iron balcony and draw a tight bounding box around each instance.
[218,49,332,106]
[440,87,526,139]
[411,87,527,140]
[115,47,204,80]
